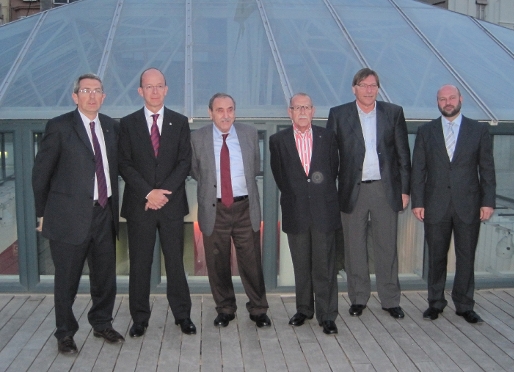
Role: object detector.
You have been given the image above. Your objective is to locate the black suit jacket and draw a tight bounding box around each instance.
[269,125,341,234]
[118,107,191,221]
[411,116,496,225]
[326,100,411,213]
[32,109,119,245]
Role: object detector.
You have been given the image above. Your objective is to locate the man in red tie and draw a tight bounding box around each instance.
[32,73,124,354]
[119,68,196,337]
[190,93,270,328]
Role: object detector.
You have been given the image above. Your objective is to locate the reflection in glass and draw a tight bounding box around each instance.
[0,133,17,275]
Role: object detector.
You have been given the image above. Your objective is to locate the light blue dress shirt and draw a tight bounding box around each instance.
[357,102,381,181]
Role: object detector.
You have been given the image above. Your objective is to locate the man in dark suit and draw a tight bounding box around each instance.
[119,68,195,337]
[411,84,496,324]
[190,93,270,328]
[270,93,340,335]
[32,73,124,354]
[326,68,411,318]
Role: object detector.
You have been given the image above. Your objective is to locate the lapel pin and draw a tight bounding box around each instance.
[169,122,172,125]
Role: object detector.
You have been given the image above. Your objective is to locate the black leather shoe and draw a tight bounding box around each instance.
[57,335,78,354]
[349,304,366,316]
[214,313,235,327]
[175,318,197,334]
[456,310,483,324]
[288,312,313,326]
[382,306,405,319]
[423,307,443,320]
[129,323,147,338]
[250,313,271,328]
[321,320,338,335]
[93,327,125,343]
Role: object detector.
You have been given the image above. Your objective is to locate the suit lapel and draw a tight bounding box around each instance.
[73,109,94,156]
[283,126,307,176]
[158,108,175,160]
[99,114,115,170]
[308,126,322,176]
[134,108,156,159]
[348,102,365,148]
[375,102,385,149]
[452,116,469,163]
[430,117,451,163]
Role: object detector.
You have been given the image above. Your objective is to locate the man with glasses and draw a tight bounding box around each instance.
[119,67,196,337]
[33,73,124,354]
[326,68,411,319]
[270,93,340,334]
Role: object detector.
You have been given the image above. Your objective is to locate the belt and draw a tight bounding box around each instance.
[361,180,379,184]
[217,195,248,203]
[93,197,111,206]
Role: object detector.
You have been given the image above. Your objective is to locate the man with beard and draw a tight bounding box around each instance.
[411,84,496,324]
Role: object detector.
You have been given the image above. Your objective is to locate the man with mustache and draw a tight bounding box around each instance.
[327,68,411,319]
[190,93,270,328]
[411,84,496,323]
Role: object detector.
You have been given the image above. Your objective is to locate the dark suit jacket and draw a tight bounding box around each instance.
[411,116,496,225]
[269,125,341,234]
[32,109,119,245]
[118,107,191,221]
[326,100,411,213]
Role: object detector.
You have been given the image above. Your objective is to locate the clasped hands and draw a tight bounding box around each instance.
[145,189,172,211]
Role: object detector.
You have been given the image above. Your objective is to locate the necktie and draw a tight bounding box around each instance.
[445,121,456,161]
[220,133,233,207]
[89,121,108,208]
[151,114,160,157]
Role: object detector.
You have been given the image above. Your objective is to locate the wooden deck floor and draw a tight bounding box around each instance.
[0,290,513,371]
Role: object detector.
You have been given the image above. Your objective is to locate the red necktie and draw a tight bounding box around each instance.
[89,121,108,208]
[220,134,233,207]
[151,114,160,157]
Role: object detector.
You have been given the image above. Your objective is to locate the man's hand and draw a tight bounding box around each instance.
[36,217,43,232]
[480,207,494,221]
[412,207,424,222]
[401,194,410,210]
[145,189,172,211]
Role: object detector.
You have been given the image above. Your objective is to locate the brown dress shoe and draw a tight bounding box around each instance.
[58,335,78,354]
[93,327,125,343]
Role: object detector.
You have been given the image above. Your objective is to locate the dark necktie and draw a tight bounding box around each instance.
[89,121,108,208]
[151,114,160,157]
[220,133,233,207]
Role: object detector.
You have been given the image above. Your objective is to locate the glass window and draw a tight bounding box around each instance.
[0,133,17,275]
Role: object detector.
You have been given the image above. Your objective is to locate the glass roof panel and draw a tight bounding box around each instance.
[192,0,285,118]
[331,0,486,120]
[398,0,514,120]
[102,0,186,118]
[262,0,363,117]
[479,20,514,55]
[0,0,117,119]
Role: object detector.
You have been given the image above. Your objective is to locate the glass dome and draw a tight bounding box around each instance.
[0,0,513,121]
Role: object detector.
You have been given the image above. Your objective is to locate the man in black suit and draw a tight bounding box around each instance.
[32,73,124,354]
[270,93,340,335]
[411,84,496,324]
[326,68,411,319]
[119,68,195,336]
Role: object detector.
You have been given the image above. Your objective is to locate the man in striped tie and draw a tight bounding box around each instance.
[269,93,340,334]
[411,84,496,324]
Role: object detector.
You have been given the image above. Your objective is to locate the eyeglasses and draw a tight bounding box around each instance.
[356,83,378,89]
[289,105,313,112]
[143,85,166,91]
[78,88,104,95]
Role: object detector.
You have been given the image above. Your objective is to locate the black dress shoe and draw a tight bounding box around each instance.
[321,320,338,335]
[288,312,313,326]
[382,306,405,319]
[93,327,125,343]
[250,313,271,328]
[175,318,197,334]
[57,335,78,354]
[456,310,483,324]
[349,304,366,316]
[129,323,147,338]
[214,313,235,327]
[423,307,443,320]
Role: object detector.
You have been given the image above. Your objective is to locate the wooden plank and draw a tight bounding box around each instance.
[339,294,397,371]
[93,296,131,372]
[198,295,221,372]
[0,295,14,316]
[396,292,461,372]
[473,291,514,342]
[176,295,201,372]
[0,295,53,372]
[0,296,30,349]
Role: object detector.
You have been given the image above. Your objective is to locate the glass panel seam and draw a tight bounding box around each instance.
[97,0,124,79]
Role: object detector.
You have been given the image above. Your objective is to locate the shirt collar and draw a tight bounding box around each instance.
[78,110,99,126]
[144,105,164,120]
[442,113,462,128]
[356,101,376,116]
[293,123,312,136]
[212,123,236,137]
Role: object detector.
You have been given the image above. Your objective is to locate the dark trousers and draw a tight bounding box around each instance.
[424,202,480,313]
[50,204,116,340]
[287,227,338,323]
[203,198,268,316]
[341,180,401,308]
[127,213,191,325]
